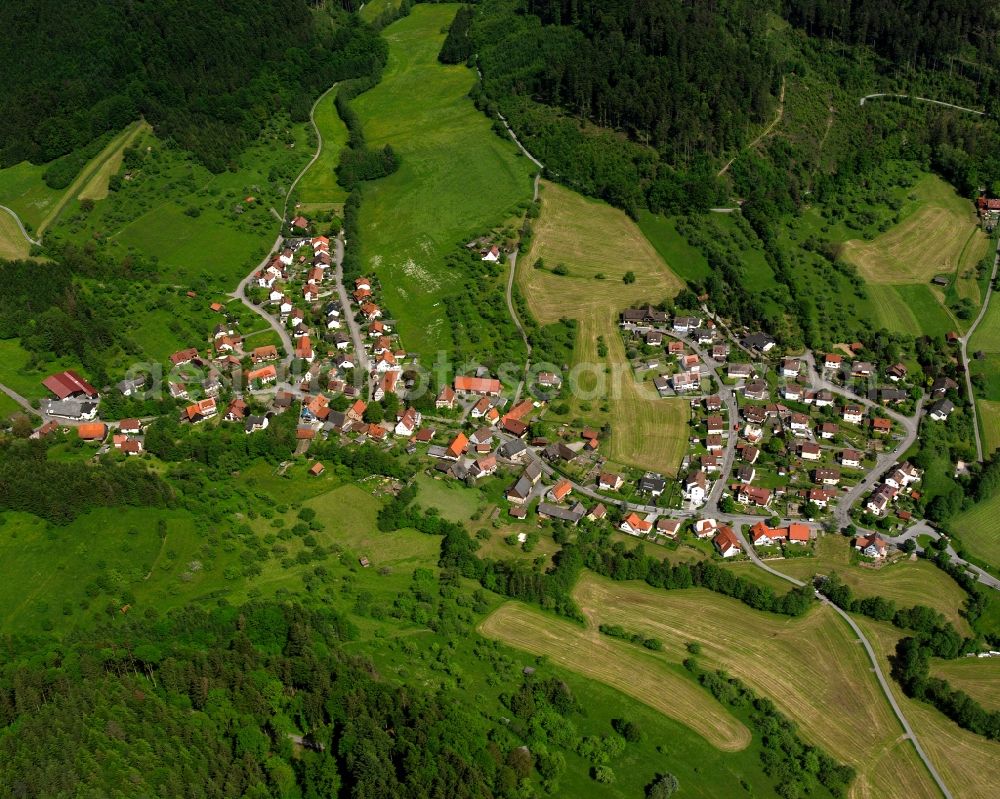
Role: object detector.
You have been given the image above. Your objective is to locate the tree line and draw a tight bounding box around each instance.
[0,438,173,525]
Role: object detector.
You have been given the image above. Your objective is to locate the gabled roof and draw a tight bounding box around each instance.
[43,370,98,399]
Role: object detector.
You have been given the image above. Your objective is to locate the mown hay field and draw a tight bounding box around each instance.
[520,180,689,474]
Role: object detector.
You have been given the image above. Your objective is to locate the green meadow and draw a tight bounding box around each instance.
[0,159,61,231]
[295,87,350,209]
[352,4,535,355]
[45,117,311,289]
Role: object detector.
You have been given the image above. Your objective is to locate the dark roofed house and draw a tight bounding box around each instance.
[639,472,666,496]
[742,332,776,353]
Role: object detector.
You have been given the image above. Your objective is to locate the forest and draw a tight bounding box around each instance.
[0,602,533,798]
[0,0,386,172]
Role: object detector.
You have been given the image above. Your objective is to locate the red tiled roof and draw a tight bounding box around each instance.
[42,370,98,399]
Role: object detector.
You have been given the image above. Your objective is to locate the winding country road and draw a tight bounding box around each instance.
[728,523,954,799]
[0,205,39,247]
[859,93,984,116]
[958,234,1000,461]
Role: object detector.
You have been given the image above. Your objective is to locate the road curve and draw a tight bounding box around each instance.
[729,524,953,799]
[230,237,295,364]
[859,93,984,116]
[0,205,40,247]
[959,235,1000,461]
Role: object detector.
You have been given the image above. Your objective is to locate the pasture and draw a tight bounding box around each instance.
[774,534,971,632]
[867,283,957,338]
[857,618,1000,799]
[0,159,61,230]
[566,573,940,799]
[951,491,1000,568]
[0,337,86,402]
[0,210,29,260]
[478,602,752,751]
[520,180,689,473]
[841,173,988,286]
[295,88,349,207]
[352,5,535,355]
[975,399,1000,458]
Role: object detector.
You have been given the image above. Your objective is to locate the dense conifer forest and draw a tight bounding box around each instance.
[0,0,386,172]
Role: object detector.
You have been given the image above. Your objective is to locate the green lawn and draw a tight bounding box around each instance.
[637,212,712,282]
[952,491,1000,569]
[0,159,61,230]
[352,4,535,355]
[868,283,956,338]
[295,87,349,207]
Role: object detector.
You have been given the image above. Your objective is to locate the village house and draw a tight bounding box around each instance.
[781,358,800,378]
[744,380,768,401]
[247,364,277,388]
[738,485,772,508]
[588,504,607,522]
[840,449,862,468]
[743,332,776,353]
[620,512,653,536]
[712,343,730,361]
[444,432,469,460]
[819,422,838,440]
[77,422,107,442]
[684,471,708,506]
[929,399,954,421]
[672,372,699,393]
[823,353,842,370]
[640,472,666,497]
[842,405,863,424]
[799,442,821,461]
[855,533,889,560]
[506,476,534,505]
[549,479,573,503]
[814,468,840,486]
[185,398,217,424]
[454,375,502,396]
[499,438,529,462]
[251,345,279,363]
[169,348,200,368]
[742,444,760,464]
[788,412,810,435]
[887,363,907,382]
[117,375,147,396]
[656,518,681,538]
[728,363,753,380]
[872,417,892,435]
[394,407,421,437]
[705,395,723,412]
[713,525,742,557]
[693,518,717,538]
[598,472,624,491]
[851,361,874,378]
[471,455,498,479]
